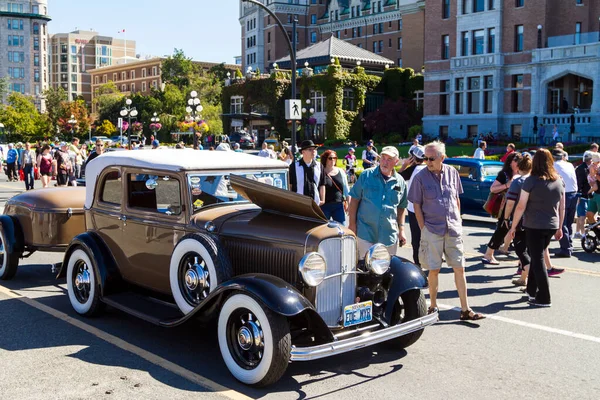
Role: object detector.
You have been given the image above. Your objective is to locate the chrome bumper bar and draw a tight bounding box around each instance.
[290,311,438,361]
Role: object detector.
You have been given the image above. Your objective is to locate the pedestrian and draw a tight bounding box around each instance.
[503,153,533,286]
[288,140,325,205]
[507,149,565,307]
[344,148,357,184]
[408,141,485,320]
[36,144,53,188]
[399,145,426,266]
[551,125,559,145]
[5,143,18,182]
[473,140,486,159]
[69,138,83,179]
[500,143,516,163]
[349,146,407,258]
[537,124,546,146]
[591,143,599,153]
[280,146,293,165]
[574,151,593,238]
[21,142,36,190]
[361,143,378,169]
[408,138,419,156]
[151,139,160,149]
[257,142,270,158]
[53,142,73,187]
[552,148,578,258]
[415,132,422,144]
[586,152,600,224]
[15,142,24,176]
[320,150,349,225]
[482,152,520,264]
[267,145,277,159]
[233,143,244,153]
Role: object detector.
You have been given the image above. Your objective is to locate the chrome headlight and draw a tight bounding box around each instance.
[299,252,326,287]
[365,244,391,275]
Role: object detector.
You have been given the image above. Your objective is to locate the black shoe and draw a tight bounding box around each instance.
[552,252,571,258]
[528,299,551,307]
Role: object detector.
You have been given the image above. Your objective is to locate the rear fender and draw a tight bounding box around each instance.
[58,232,123,297]
[383,256,428,324]
[0,215,24,254]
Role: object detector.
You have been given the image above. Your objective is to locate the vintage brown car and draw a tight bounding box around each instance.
[3,149,437,387]
[0,187,86,280]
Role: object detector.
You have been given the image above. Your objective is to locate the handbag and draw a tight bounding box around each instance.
[483,191,504,218]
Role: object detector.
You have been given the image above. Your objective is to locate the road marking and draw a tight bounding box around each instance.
[435,303,600,344]
[0,285,251,400]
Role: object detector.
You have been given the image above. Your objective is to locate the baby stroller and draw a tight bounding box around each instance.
[582,217,600,253]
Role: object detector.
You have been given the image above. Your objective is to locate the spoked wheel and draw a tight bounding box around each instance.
[170,234,232,314]
[0,224,20,281]
[178,253,211,307]
[581,233,598,254]
[66,248,103,316]
[388,289,428,349]
[218,293,290,387]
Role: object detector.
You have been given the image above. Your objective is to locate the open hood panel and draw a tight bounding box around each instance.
[230,175,327,221]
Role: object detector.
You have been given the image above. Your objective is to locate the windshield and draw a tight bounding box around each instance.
[481,165,503,179]
[187,170,288,213]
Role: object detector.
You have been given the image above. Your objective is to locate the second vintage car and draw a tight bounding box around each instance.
[15,149,437,387]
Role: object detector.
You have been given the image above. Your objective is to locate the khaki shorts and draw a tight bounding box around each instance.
[357,237,397,260]
[419,226,465,270]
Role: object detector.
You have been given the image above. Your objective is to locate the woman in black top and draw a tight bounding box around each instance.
[482,152,521,264]
[320,149,350,224]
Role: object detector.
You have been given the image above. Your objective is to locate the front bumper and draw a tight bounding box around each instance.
[290,311,438,361]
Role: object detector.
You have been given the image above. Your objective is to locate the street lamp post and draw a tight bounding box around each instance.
[67,114,77,141]
[301,99,315,141]
[241,0,298,152]
[186,91,204,149]
[0,122,4,143]
[150,112,161,144]
[120,98,138,150]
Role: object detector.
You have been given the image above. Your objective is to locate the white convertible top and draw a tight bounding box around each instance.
[84,149,288,208]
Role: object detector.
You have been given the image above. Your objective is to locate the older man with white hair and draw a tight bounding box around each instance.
[408,141,485,321]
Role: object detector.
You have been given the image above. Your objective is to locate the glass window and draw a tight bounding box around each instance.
[488,28,495,53]
[575,22,581,44]
[468,77,480,114]
[127,174,182,215]
[100,170,122,205]
[442,0,450,19]
[516,0,524,7]
[461,31,469,56]
[473,0,485,12]
[455,78,464,114]
[61,44,68,53]
[512,74,523,112]
[489,0,495,10]
[442,35,450,59]
[515,25,524,52]
[440,80,450,115]
[33,23,39,34]
[473,30,485,55]
[311,31,317,43]
[343,88,355,111]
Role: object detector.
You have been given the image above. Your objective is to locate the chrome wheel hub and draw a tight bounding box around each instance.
[185,265,207,291]
[75,270,90,291]
[237,326,253,351]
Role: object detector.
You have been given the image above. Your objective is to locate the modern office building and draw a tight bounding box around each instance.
[423,0,600,142]
[239,0,425,74]
[0,0,51,111]
[49,30,136,104]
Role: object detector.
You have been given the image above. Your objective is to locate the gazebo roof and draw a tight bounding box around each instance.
[274,36,394,67]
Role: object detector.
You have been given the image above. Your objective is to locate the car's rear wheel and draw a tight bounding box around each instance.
[218,293,291,387]
[170,233,232,314]
[66,248,103,316]
[0,224,20,281]
[389,289,427,348]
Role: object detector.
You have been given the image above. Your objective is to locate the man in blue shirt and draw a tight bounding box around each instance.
[349,146,407,259]
[5,143,18,182]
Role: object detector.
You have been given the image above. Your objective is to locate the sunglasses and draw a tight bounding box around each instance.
[424,157,438,162]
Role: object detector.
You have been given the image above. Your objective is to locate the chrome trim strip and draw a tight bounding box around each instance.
[290,312,438,362]
[333,323,380,339]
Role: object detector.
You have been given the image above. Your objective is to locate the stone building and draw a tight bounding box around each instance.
[423,0,600,143]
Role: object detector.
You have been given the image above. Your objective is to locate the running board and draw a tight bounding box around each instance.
[102,292,184,326]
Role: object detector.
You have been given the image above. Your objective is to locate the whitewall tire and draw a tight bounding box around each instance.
[0,225,20,280]
[66,248,103,316]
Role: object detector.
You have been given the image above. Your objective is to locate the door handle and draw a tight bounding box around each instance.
[118,215,127,225]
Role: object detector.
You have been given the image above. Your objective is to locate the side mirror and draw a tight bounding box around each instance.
[468,173,475,181]
[145,178,158,190]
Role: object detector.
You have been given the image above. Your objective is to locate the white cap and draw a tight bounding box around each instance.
[380,146,399,158]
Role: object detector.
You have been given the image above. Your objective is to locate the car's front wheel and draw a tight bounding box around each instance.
[66,248,103,316]
[389,289,427,348]
[0,225,20,281]
[218,293,291,387]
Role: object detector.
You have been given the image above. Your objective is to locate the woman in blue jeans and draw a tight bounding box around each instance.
[320,149,349,225]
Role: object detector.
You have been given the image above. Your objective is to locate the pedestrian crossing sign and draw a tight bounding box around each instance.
[285,100,302,120]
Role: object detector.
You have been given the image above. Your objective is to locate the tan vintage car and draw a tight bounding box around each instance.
[2,149,437,387]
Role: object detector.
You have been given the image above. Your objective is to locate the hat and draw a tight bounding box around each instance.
[151,140,160,147]
[300,140,317,151]
[380,146,399,158]
[583,151,593,162]
[348,147,355,153]
[59,142,68,147]
[551,148,566,159]
[409,145,425,160]
[216,143,231,151]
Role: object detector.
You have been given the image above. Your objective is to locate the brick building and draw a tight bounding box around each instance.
[239,0,425,73]
[423,0,600,142]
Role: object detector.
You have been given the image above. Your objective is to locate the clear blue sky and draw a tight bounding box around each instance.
[48,0,241,64]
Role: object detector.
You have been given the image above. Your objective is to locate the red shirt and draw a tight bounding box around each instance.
[500,149,514,163]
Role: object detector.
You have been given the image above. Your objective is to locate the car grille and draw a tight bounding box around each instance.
[315,236,357,327]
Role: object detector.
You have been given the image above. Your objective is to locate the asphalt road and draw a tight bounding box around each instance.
[0,179,599,400]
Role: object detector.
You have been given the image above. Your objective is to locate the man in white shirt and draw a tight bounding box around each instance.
[552,148,578,258]
[473,141,486,159]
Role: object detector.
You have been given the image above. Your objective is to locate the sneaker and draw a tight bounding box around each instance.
[512,278,526,286]
[552,252,571,258]
[547,267,565,277]
[573,232,583,239]
[528,299,551,307]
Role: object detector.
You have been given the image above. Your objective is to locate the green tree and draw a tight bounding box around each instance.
[161,49,199,89]
[209,63,238,87]
[57,99,91,139]
[95,120,117,136]
[0,93,40,142]
[43,87,68,130]
[202,103,223,135]
[94,81,124,123]
[0,76,10,104]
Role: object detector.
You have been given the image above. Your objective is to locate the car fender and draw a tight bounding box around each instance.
[58,232,123,296]
[162,274,333,341]
[383,256,429,324]
[0,215,24,254]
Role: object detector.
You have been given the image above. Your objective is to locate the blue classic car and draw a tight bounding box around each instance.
[443,158,503,216]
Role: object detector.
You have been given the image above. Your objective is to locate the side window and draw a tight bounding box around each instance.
[127,174,181,215]
[100,170,121,205]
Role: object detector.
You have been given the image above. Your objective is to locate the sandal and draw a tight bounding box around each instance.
[482,258,500,265]
[460,309,486,321]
